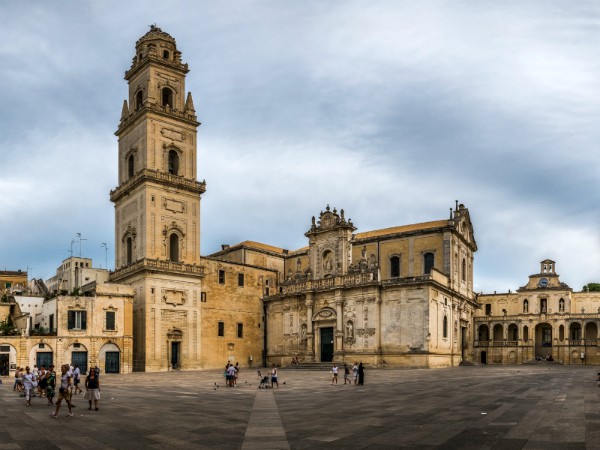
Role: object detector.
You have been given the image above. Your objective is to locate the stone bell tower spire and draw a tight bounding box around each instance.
[110,26,205,372]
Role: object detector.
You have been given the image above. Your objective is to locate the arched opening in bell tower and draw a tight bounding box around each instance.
[169,233,180,262]
[168,150,179,175]
[161,87,174,108]
[135,90,143,110]
[128,154,135,178]
[126,237,133,265]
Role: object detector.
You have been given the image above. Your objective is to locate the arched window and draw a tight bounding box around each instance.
[461,258,466,281]
[168,150,179,175]
[162,87,174,108]
[390,256,400,278]
[424,252,434,274]
[135,90,143,110]
[163,50,170,59]
[478,324,489,341]
[443,316,448,338]
[126,237,133,265]
[508,324,518,341]
[523,325,529,342]
[570,323,581,341]
[128,154,135,179]
[523,299,528,313]
[559,325,565,341]
[169,233,179,262]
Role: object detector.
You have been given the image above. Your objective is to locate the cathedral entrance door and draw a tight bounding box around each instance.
[320,327,334,362]
[171,342,181,369]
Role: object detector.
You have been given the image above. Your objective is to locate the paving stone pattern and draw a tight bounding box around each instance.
[1,365,599,449]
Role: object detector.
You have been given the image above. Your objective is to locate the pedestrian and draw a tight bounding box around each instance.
[352,362,358,385]
[597,372,600,387]
[227,363,236,387]
[234,362,240,386]
[73,364,82,394]
[344,364,351,384]
[13,367,20,391]
[52,365,73,418]
[38,366,47,397]
[271,365,278,388]
[358,362,365,386]
[46,368,56,406]
[331,363,338,385]
[256,368,262,380]
[22,366,35,406]
[84,367,100,411]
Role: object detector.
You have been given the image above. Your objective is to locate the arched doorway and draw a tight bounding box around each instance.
[312,308,337,362]
[493,324,504,342]
[168,329,183,369]
[535,323,552,358]
[99,342,121,373]
[585,322,598,341]
[507,324,518,341]
[478,324,489,342]
[66,343,88,374]
[0,343,17,375]
[29,342,53,370]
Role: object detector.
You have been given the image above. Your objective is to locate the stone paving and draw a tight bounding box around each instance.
[1,364,600,449]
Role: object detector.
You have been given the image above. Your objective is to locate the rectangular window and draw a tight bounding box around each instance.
[238,273,244,287]
[265,287,270,296]
[237,323,243,338]
[201,292,207,302]
[485,304,492,315]
[218,321,224,337]
[67,310,87,330]
[218,270,225,285]
[106,311,116,330]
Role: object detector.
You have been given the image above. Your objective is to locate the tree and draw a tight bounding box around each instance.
[582,283,600,292]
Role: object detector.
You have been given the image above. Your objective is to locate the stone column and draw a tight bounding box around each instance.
[335,289,344,356]
[375,294,382,355]
[305,294,314,361]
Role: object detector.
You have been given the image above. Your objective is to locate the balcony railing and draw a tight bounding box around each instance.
[112,258,204,280]
[278,272,375,296]
[110,169,206,202]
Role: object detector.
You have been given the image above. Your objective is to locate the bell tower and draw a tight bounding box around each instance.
[110,26,206,371]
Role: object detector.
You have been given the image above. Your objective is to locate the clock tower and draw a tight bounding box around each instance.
[110,26,205,371]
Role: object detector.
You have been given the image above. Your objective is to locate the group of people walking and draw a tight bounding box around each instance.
[330,362,365,385]
[12,363,101,417]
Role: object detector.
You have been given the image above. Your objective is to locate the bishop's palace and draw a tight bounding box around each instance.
[1,28,599,375]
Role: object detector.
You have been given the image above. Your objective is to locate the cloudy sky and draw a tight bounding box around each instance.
[1,1,599,292]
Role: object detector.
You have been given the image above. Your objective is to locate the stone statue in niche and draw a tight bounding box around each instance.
[361,246,367,259]
[296,258,302,272]
[346,320,354,339]
[323,251,333,272]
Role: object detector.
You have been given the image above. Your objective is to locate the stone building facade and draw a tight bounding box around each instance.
[475,260,600,365]
[0,283,133,376]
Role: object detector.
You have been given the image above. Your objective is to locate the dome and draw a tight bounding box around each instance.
[135,25,176,48]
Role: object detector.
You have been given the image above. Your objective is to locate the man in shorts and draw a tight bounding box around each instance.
[52,365,73,418]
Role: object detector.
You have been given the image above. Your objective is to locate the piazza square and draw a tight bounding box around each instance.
[2,365,600,449]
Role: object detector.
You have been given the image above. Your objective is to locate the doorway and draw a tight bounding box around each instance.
[105,352,120,373]
[171,342,181,369]
[36,352,53,369]
[480,351,487,364]
[320,327,334,362]
[0,354,8,375]
[71,351,88,374]
[461,326,468,360]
